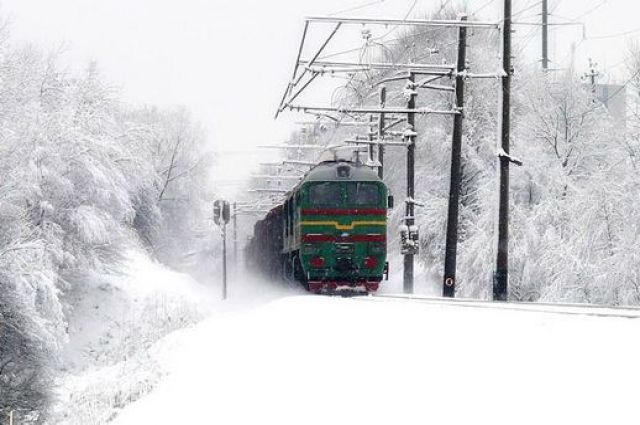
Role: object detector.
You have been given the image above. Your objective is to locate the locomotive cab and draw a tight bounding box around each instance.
[291,161,389,294]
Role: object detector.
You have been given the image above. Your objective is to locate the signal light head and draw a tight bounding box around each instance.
[310,256,325,268]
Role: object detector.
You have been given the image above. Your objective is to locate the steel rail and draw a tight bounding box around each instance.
[359,294,640,319]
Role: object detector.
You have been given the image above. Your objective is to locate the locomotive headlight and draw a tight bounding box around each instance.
[369,243,385,254]
[335,243,354,254]
[303,244,320,254]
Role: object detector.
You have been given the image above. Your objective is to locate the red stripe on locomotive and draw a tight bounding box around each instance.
[301,208,386,216]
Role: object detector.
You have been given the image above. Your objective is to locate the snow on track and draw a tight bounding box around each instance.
[366,293,640,319]
[112,293,640,425]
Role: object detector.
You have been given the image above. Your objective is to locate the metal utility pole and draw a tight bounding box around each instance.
[404,72,416,294]
[443,15,468,298]
[214,200,230,300]
[222,224,227,299]
[585,58,600,98]
[494,0,512,301]
[233,202,238,265]
[377,86,387,179]
[367,114,375,167]
[542,0,549,70]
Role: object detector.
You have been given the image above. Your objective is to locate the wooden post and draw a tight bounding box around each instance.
[443,15,468,298]
[494,0,512,301]
[403,72,416,294]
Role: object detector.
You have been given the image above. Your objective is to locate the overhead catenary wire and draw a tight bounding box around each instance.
[599,67,640,104]
[327,0,387,17]
[470,0,497,16]
[587,26,640,40]
[512,1,542,18]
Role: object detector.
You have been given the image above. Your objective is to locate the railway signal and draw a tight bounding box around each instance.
[214,199,231,300]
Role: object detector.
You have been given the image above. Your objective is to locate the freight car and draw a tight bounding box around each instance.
[246,160,392,294]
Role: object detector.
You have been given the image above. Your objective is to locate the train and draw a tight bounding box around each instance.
[245,160,392,294]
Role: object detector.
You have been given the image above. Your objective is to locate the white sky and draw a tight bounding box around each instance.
[2,0,639,191]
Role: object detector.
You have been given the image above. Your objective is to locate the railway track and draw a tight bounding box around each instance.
[355,293,640,319]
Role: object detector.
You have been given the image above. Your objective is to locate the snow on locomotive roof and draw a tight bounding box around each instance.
[303,160,381,183]
[261,161,381,217]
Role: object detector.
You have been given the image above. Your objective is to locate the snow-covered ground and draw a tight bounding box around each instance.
[52,251,219,424]
[52,251,303,424]
[109,277,640,425]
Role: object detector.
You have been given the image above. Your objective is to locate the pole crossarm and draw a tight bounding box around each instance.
[282,159,317,166]
[299,60,455,72]
[335,121,378,127]
[347,139,410,147]
[512,21,584,27]
[382,117,407,131]
[288,104,459,116]
[258,144,326,150]
[250,174,303,180]
[235,209,272,215]
[418,83,455,92]
[305,16,500,29]
[248,188,290,193]
[306,66,372,74]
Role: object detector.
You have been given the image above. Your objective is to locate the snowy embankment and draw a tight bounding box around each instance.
[110,287,640,425]
[53,251,295,424]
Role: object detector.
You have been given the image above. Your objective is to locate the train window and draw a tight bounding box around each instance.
[336,165,351,178]
[284,200,289,236]
[347,183,381,206]
[309,182,342,207]
[288,198,294,234]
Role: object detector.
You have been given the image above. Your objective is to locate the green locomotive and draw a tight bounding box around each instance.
[247,160,391,294]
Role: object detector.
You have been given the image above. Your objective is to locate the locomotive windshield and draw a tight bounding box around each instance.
[346,182,380,206]
[308,181,382,207]
[309,182,342,207]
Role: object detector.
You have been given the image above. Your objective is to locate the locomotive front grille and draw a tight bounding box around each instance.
[334,257,356,273]
[335,243,354,254]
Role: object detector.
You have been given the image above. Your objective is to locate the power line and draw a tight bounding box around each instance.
[601,68,640,104]
[373,0,420,42]
[327,0,387,16]
[572,0,607,21]
[513,1,542,18]
[471,0,496,16]
[587,26,640,40]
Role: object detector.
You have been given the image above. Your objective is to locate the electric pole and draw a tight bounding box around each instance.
[404,72,416,294]
[222,224,227,299]
[233,202,238,265]
[367,113,375,167]
[585,58,600,98]
[494,0,512,301]
[377,86,387,179]
[443,15,468,298]
[214,200,230,300]
[542,0,549,70]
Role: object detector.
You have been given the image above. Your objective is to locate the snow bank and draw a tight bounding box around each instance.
[112,294,640,425]
[53,250,219,424]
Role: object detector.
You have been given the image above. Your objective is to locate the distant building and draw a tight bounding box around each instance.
[594,84,626,127]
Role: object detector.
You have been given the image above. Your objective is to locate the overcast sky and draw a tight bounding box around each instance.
[1,0,639,190]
